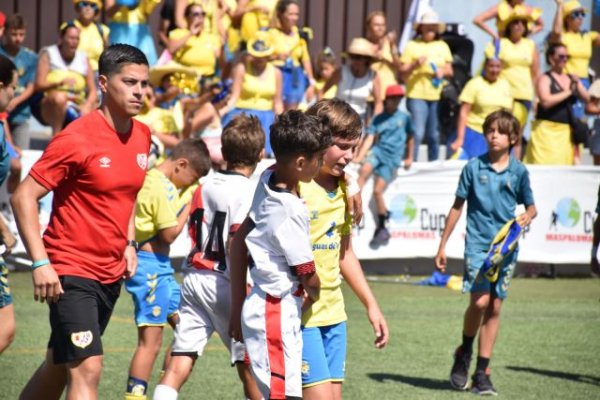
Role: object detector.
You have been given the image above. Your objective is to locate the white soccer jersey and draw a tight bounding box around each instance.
[245,169,315,298]
[187,170,253,279]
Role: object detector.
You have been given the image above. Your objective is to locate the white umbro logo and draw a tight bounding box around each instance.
[99,156,111,168]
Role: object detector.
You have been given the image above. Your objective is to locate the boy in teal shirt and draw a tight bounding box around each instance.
[435,110,537,396]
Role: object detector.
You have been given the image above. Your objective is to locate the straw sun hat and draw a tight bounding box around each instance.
[342,38,375,58]
[413,11,446,33]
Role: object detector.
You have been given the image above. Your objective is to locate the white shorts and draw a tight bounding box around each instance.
[241,287,303,400]
[171,270,245,363]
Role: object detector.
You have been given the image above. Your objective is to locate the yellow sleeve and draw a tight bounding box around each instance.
[169,28,188,41]
[101,24,110,40]
[152,185,178,231]
[590,31,599,42]
[442,42,452,63]
[300,38,310,63]
[400,41,415,64]
[458,78,478,104]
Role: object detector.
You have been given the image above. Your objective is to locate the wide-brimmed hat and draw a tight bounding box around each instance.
[502,4,536,27]
[73,0,103,10]
[149,61,198,88]
[342,38,375,59]
[563,0,588,18]
[247,38,274,58]
[413,11,445,33]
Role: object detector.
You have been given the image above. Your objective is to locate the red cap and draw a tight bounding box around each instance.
[385,84,405,98]
[0,12,5,28]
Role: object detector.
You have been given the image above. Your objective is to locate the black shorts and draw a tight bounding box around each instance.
[48,275,121,364]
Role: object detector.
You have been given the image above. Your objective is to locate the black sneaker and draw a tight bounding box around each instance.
[449,346,471,390]
[471,368,498,396]
[369,227,391,248]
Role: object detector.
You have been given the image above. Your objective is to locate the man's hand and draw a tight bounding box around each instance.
[123,246,137,280]
[32,264,63,303]
[368,306,389,349]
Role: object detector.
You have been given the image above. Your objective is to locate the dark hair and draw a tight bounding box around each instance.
[504,18,530,38]
[270,110,332,159]
[482,109,520,149]
[221,113,265,168]
[0,55,17,86]
[59,21,79,37]
[184,2,204,17]
[5,14,26,31]
[276,0,299,16]
[305,99,362,140]
[99,44,148,77]
[169,138,211,176]
[545,42,567,64]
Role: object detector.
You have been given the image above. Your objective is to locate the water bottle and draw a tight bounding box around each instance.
[430,62,442,88]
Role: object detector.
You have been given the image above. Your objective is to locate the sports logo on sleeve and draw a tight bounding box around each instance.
[71,330,93,349]
[137,153,148,170]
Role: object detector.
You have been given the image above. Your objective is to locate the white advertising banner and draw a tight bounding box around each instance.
[10,153,600,265]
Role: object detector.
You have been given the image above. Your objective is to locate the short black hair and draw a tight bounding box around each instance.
[99,44,148,77]
[545,42,567,64]
[270,110,332,160]
[0,55,16,86]
[170,138,211,176]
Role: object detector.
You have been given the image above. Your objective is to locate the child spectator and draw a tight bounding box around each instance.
[124,139,211,400]
[153,114,264,400]
[354,84,414,248]
[435,110,537,395]
[314,47,337,100]
[229,110,331,400]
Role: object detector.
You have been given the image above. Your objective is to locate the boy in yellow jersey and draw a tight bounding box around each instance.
[301,99,389,400]
[124,139,212,400]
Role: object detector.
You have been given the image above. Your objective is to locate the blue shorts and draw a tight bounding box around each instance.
[125,251,180,326]
[463,248,518,300]
[0,261,11,308]
[366,150,398,183]
[457,126,487,160]
[301,322,347,387]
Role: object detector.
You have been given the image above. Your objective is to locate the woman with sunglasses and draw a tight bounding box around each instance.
[524,43,589,165]
[167,3,222,78]
[105,0,161,66]
[66,0,109,74]
[483,6,540,159]
[550,0,600,118]
[473,0,543,40]
[399,11,452,161]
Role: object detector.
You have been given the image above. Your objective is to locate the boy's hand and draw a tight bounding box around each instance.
[403,157,413,170]
[348,192,363,226]
[368,306,389,349]
[301,292,315,314]
[229,311,244,342]
[434,249,447,272]
[516,213,532,228]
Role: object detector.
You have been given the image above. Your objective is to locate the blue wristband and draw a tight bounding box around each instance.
[32,258,50,269]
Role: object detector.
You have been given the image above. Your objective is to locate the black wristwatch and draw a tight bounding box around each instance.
[126,240,139,251]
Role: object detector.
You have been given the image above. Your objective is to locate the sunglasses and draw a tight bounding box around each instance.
[77,1,98,11]
[556,54,570,60]
[190,11,206,18]
[570,11,586,19]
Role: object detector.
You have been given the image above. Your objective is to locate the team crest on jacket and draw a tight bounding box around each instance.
[137,153,148,170]
[71,330,93,349]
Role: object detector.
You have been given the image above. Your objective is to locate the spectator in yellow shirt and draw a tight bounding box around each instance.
[365,11,400,101]
[473,0,543,40]
[68,0,109,72]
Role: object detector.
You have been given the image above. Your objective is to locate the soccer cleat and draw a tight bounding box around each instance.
[471,368,498,396]
[369,227,391,248]
[450,346,472,390]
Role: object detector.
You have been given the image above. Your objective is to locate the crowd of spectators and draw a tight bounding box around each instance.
[1,0,600,170]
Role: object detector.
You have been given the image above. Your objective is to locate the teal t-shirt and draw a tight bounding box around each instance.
[367,110,414,164]
[456,155,535,251]
[0,46,38,125]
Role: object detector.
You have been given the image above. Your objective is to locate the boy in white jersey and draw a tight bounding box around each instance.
[153,115,264,400]
[229,110,331,400]
[301,99,389,400]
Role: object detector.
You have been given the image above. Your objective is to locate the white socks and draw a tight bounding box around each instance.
[153,384,178,400]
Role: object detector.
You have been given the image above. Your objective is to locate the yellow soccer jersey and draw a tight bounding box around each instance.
[135,168,194,244]
[169,29,222,76]
[269,26,310,67]
[299,179,352,327]
[485,38,535,101]
[561,31,599,79]
[400,39,452,100]
[459,75,513,133]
